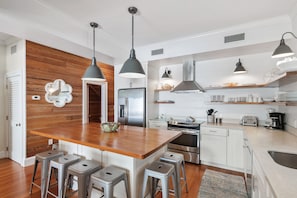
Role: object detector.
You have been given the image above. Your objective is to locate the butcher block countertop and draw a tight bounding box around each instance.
[30,122,181,159]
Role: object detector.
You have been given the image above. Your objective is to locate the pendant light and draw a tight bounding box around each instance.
[234,59,247,74]
[119,7,145,78]
[272,32,297,58]
[82,22,105,81]
[161,68,172,79]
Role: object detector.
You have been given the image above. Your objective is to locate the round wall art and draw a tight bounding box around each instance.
[45,79,73,107]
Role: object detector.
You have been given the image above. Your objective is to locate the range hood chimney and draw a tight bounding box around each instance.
[171,60,205,93]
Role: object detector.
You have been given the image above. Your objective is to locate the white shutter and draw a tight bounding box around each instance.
[8,76,21,121]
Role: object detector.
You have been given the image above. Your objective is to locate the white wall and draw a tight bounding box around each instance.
[0,44,6,157]
[280,11,297,132]
[136,16,292,63]
[6,40,26,72]
[153,54,280,124]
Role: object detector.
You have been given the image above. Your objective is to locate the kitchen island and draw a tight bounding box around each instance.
[30,122,181,198]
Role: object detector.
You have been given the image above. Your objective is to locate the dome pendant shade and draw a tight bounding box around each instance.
[272,32,297,58]
[119,6,145,78]
[161,68,172,79]
[272,39,294,58]
[82,57,105,81]
[234,59,247,74]
[119,49,145,78]
[82,22,105,81]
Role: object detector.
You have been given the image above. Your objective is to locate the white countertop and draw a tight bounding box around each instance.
[244,126,297,198]
[202,122,297,198]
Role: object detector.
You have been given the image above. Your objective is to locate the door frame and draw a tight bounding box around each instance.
[82,80,108,124]
[5,71,26,166]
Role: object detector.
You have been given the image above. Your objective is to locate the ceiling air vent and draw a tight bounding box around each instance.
[151,48,164,56]
[10,45,17,54]
[224,33,245,43]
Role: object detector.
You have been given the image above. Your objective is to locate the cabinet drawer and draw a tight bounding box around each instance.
[201,127,228,136]
[149,120,168,129]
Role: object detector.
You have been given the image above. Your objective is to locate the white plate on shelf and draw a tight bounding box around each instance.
[263,98,274,102]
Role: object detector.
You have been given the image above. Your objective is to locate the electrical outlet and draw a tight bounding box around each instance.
[48,139,53,145]
[294,120,297,128]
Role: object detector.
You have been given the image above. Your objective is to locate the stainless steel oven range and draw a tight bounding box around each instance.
[167,122,201,164]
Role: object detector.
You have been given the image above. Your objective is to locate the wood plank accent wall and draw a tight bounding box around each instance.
[26,41,114,157]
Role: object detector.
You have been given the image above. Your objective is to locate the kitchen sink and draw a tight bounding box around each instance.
[268,151,297,169]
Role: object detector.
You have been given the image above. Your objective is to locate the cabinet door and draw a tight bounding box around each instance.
[251,163,260,198]
[252,153,268,198]
[266,182,276,198]
[227,129,244,169]
[200,133,227,165]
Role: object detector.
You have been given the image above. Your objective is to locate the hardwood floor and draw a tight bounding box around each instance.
[0,158,244,198]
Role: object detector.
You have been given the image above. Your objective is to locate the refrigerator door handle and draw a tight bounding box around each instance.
[119,105,125,118]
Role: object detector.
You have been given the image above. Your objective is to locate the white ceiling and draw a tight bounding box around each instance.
[0,32,16,45]
[1,0,297,59]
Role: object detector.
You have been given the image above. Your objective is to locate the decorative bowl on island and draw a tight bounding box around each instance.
[101,122,120,132]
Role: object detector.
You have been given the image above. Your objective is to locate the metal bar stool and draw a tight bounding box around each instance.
[87,165,130,198]
[63,160,101,198]
[142,161,178,198]
[160,151,188,197]
[29,150,64,198]
[45,154,81,198]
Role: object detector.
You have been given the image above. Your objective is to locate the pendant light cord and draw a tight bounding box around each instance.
[93,25,96,58]
[132,13,134,50]
[281,32,297,40]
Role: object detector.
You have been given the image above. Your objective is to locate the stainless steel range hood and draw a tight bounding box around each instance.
[171,60,205,93]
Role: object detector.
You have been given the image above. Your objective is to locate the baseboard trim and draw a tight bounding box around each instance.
[24,156,35,167]
[0,151,8,159]
[201,161,244,173]
[0,153,35,167]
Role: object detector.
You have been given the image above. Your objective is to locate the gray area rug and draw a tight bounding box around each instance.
[198,169,248,198]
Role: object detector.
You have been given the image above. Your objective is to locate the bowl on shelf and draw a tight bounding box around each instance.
[223,82,238,87]
[101,122,120,132]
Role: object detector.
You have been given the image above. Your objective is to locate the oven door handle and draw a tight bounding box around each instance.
[182,131,199,135]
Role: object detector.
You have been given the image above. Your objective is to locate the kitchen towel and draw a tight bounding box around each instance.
[198,169,248,198]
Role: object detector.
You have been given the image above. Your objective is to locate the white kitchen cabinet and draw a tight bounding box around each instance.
[200,127,228,165]
[201,126,244,171]
[227,129,244,170]
[148,119,168,129]
[252,153,276,198]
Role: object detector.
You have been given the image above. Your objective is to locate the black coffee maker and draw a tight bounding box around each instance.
[269,112,285,130]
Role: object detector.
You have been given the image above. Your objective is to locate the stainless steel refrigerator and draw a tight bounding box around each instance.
[118,88,146,127]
